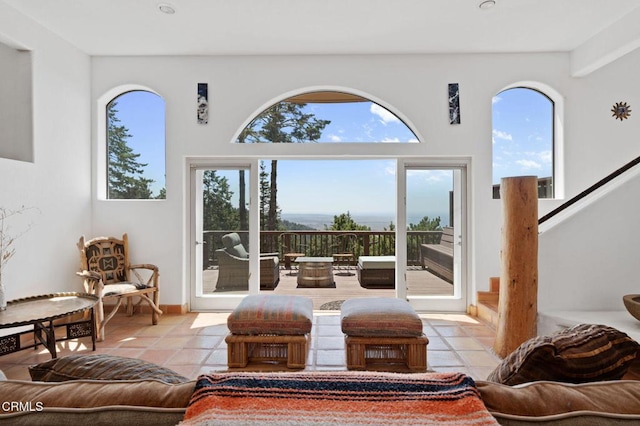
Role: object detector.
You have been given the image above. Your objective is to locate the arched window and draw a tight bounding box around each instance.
[106,90,166,199]
[237,91,418,143]
[492,87,554,199]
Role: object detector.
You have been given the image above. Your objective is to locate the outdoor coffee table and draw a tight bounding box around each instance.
[295,257,334,287]
[0,292,98,359]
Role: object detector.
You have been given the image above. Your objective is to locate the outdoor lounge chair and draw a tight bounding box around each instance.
[215,232,280,291]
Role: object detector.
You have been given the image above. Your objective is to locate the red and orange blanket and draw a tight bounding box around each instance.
[182,371,497,425]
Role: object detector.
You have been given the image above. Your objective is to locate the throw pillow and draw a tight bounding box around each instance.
[487,323,639,385]
[29,354,190,384]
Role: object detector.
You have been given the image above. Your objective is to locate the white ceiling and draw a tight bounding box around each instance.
[3,0,640,74]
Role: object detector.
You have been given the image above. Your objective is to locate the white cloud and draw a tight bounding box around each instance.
[492,129,513,141]
[370,104,399,125]
[516,159,541,169]
[538,150,552,163]
[381,137,400,143]
[492,96,502,104]
[328,134,342,142]
[524,150,552,163]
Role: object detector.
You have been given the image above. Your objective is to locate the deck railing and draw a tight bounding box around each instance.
[202,230,443,269]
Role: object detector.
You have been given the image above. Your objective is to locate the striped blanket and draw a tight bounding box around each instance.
[182,371,498,425]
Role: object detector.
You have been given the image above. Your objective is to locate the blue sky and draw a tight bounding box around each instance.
[111,91,166,196]
[492,88,553,184]
[112,88,552,213]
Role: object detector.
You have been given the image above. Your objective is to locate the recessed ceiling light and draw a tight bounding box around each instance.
[479,0,496,9]
[157,3,176,14]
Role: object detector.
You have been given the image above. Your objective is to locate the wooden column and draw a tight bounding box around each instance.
[493,176,538,358]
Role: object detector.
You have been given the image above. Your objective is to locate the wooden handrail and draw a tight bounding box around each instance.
[539,155,640,224]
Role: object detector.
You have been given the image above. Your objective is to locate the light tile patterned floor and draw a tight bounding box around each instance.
[0,311,500,381]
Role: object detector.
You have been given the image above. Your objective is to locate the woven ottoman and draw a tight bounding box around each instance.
[226,294,313,369]
[341,298,428,372]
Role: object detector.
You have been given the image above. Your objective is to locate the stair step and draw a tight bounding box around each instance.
[489,277,500,292]
[476,300,499,329]
[477,290,499,303]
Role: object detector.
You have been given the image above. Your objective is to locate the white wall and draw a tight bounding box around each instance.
[0,3,91,300]
[538,47,640,312]
[91,53,578,307]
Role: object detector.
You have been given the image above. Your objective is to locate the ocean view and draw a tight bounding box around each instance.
[282,213,450,231]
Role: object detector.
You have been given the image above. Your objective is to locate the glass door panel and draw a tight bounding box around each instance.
[191,165,253,311]
[403,166,466,311]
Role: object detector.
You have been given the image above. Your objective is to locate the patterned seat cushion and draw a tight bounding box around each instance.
[340,298,423,337]
[29,354,190,384]
[486,323,639,385]
[227,295,313,335]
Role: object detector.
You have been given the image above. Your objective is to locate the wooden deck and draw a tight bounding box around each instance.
[203,266,453,310]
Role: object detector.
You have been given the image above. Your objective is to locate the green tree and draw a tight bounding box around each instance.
[327,211,370,231]
[107,102,154,199]
[408,215,442,231]
[240,102,330,230]
[202,171,239,231]
[258,161,271,230]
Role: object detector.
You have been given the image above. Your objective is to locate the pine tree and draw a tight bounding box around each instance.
[241,102,330,230]
[202,171,239,232]
[107,102,154,199]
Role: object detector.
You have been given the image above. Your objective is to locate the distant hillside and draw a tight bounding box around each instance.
[280,219,316,230]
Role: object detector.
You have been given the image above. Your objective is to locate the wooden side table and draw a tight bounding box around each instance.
[295,257,335,287]
[0,292,98,359]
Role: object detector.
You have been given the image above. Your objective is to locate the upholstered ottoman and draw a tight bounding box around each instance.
[226,294,313,369]
[357,256,395,288]
[341,298,428,372]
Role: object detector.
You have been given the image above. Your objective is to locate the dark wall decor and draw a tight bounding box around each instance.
[611,101,631,121]
[448,83,460,124]
[197,83,209,124]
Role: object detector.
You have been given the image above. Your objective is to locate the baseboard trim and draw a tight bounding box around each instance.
[104,303,189,315]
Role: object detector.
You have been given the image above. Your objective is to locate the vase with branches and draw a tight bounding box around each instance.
[0,206,37,310]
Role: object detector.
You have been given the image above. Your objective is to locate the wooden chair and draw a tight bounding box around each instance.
[77,233,162,341]
[278,232,308,272]
[333,233,357,275]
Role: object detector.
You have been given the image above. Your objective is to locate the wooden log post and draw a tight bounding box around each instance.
[493,176,538,358]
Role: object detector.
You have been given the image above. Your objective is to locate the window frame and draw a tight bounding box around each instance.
[97,85,166,201]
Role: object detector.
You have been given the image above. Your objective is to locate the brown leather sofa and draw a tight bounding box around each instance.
[1,375,640,425]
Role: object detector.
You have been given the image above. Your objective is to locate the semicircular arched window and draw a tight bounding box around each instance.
[106,90,166,199]
[237,91,418,143]
[492,87,554,199]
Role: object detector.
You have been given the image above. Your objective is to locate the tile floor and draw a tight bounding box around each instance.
[0,311,501,381]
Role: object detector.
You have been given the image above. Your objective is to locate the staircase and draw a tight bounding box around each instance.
[475,277,499,329]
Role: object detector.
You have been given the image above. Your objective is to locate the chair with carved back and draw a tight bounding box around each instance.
[77,233,162,341]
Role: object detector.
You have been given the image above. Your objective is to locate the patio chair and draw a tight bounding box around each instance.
[333,233,358,275]
[215,232,280,291]
[77,233,162,341]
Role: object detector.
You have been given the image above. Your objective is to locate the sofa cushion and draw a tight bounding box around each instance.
[0,379,194,425]
[227,294,313,335]
[340,297,423,337]
[477,379,640,419]
[487,324,639,386]
[29,354,190,384]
